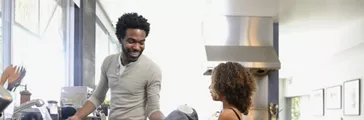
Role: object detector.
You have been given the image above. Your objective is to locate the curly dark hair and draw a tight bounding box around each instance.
[212,62,257,115]
[115,13,150,40]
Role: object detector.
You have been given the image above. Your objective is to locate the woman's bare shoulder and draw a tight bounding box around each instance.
[218,109,240,120]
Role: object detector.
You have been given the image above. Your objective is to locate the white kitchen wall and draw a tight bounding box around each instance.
[279,78,288,120]
[279,0,364,119]
[206,0,278,16]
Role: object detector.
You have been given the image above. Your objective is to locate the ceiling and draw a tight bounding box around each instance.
[99,0,279,25]
[98,0,206,25]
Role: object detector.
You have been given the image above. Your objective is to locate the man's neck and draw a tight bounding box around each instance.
[121,52,131,66]
[121,56,127,66]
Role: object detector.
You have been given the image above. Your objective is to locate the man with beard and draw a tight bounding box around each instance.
[69,13,164,120]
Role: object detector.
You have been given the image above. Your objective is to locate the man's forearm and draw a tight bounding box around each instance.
[75,101,97,118]
[149,111,165,120]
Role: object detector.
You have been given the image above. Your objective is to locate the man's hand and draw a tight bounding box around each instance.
[68,101,96,120]
[149,111,165,120]
[67,115,82,120]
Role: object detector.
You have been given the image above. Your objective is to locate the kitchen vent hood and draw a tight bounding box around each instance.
[203,16,280,75]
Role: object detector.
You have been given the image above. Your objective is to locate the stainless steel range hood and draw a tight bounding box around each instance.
[203,16,280,75]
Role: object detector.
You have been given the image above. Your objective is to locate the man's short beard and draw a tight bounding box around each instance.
[121,43,142,63]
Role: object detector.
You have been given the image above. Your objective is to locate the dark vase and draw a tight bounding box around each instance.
[101,105,109,116]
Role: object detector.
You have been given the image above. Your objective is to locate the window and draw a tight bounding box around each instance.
[95,23,110,85]
[12,3,65,105]
[0,17,3,71]
[95,22,120,101]
[0,17,4,73]
[0,0,4,71]
[14,0,39,34]
[95,19,121,86]
[0,0,2,13]
[14,0,58,36]
[108,36,120,54]
[39,0,57,35]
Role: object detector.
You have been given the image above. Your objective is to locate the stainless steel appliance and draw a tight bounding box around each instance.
[60,86,93,109]
[12,99,52,120]
[60,86,95,119]
[202,16,280,75]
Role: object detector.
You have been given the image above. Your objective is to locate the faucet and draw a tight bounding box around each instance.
[13,99,44,114]
[12,99,45,120]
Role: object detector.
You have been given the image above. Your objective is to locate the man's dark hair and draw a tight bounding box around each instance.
[115,13,150,40]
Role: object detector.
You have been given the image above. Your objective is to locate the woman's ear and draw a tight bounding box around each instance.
[211,88,220,100]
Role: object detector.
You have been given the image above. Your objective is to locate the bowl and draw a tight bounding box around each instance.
[0,85,13,113]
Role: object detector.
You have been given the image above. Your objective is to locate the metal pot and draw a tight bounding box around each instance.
[0,85,13,113]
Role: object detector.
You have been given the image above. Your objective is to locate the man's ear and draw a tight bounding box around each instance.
[118,39,123,45]
[119,38,126,45]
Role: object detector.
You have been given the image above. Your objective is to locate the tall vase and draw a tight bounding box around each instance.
[269,103,278,120]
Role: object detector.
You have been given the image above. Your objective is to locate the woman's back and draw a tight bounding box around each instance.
[219,108,242,120]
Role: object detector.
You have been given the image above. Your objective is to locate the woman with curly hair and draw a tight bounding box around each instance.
[209,62,257,120]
